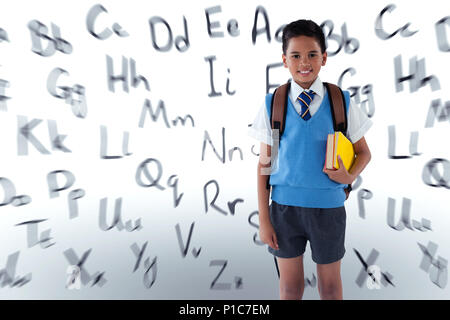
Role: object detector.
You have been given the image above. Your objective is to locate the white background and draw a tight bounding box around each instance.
[0,0,449,299]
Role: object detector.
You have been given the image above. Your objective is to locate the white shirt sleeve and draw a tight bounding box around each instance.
[247,99,273,146]
[347,98,373,143]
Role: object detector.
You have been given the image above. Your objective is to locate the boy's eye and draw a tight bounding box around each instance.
[291,53,318,59]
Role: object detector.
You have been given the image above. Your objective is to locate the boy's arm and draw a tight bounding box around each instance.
[348,136,371,180]
[257,142,271,225]
[323,136,371,184]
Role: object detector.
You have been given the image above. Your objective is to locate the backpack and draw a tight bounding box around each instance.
[266,80,352,195]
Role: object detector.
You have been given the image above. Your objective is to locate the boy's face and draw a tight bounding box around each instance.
[282,35,327,89]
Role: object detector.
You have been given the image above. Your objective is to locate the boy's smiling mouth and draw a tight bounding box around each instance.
[298,69,312,76]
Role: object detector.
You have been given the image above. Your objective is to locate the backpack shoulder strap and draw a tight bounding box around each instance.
[266,81,290,190]
[270,81,291,136]
[323,82,348,135]
[324,82,353,197]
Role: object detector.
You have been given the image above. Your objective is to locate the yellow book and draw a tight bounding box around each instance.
[325,131,355,170]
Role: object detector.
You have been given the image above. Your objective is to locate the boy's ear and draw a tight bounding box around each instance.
[282,54,288,68]
[321,52,328,66]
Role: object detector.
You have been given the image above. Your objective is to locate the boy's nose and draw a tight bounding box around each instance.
[299,56,310,65]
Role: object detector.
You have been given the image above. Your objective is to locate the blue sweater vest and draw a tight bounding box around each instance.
[265,89,350,208]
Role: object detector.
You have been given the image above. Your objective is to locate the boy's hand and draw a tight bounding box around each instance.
[323,155,355,185]
[259,220,279,251]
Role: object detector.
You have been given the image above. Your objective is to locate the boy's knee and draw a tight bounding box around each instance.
[318,281,341,299]
[280,280,305,298]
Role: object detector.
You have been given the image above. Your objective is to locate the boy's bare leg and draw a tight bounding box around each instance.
[316,260,343,300]
[276,255,305,300]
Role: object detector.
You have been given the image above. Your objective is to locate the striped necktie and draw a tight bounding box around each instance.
[297,90,316,120]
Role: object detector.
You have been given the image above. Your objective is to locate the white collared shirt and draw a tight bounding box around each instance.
[248,77,373,146]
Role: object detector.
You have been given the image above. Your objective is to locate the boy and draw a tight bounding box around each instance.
[248,19,372,300]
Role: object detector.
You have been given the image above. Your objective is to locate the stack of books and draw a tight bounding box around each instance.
[325,131,355,170]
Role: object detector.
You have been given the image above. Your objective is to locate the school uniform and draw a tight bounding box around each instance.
[248,77,372,263]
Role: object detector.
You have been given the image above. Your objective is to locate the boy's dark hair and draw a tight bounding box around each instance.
[282,19,326,54]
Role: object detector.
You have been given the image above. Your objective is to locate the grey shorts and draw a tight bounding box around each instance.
[267,201,346,264]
